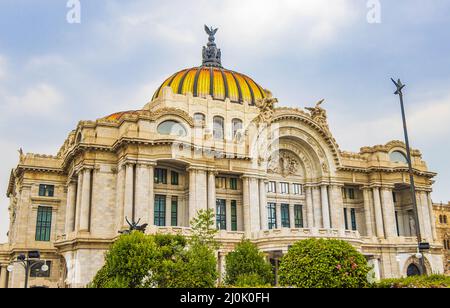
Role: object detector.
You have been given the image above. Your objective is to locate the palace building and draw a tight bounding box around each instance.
[0,26,445,288]
[433,202,450,274]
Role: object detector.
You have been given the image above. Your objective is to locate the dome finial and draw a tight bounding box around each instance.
[202,25,222,67]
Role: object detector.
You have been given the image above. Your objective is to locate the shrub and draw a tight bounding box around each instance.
[235,273,271,288]
[278,239,372,288]
[90,231,160,288]
[225,240,273,286]
[90,211,218,288]
[374,274,450,288]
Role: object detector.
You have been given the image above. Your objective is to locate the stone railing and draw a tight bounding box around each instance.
[254,228,361,241]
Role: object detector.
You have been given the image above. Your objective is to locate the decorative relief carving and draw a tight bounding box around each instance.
[305,99,330,131]
[268,150,300,177]
[255,90,278,124]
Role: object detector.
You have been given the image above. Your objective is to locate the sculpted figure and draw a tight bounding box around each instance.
[306,99,329,130]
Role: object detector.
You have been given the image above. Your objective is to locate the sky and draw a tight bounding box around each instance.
[0,0,449,242]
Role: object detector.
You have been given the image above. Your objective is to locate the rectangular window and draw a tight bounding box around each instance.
[154,195,166,226]
[230,178,238,190]
[280,182,289,194]
[350,208,357,231]
[395,211,400,236]
[344,208,349,230]
[294,205,304,228]
[30,261,51,278]
[348,188,355,200]
[281,204,290,228]
[231,200,238,231]
[293,184,302,195]
[36,206,52,242]
[267,203,277,230]
[267,181,276,193]
[38,184,54,197]
[171,171,179,186]
[155,168,167,184]
[215,177,226,189]
[171,196,178,226]
[216,199,227,230]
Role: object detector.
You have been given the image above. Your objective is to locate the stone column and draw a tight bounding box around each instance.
[415,192,426,241]
[248,178,261,232]
[312,187,322,228]
[259,179,268,230]
[196,170,208,213]
[74,171,83,231]
[166,196,172,227]
[148,165,155,226]
[79,168,92,232]
[419,191,433,242]
[115,164,125,230]
[329,185,344,230]
[207,171,216,220]
[188,168,197,224]
[276,204,282,229]
[372,187,385,238]
[123,163,135,226]
[381,187,397,238]
[226,200,232,232]
[65,180,77,234]
[135,163,151,225]
[289,204,295,228]
[0,265,7,288]
[242,177,250,232]
[321,185,331,229]
[427,192,438,241]
[362,187,374,237]
[305,186,314,228]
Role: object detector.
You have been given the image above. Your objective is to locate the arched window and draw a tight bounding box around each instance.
[439,215,443,224]
[232,118,243,140]
[444,215,448,224]
[157,120,187,137]
[193,113,205,126]
[213,116,224,140]
[406,264,421,277]
[390,151,408,164]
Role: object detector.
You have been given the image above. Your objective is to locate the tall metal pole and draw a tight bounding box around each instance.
[391,78,425,275]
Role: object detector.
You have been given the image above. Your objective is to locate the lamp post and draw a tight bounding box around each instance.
[7,251,48,288]
[391,78,427,275]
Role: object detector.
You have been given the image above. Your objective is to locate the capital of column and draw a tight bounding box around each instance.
[240,174,266,181]
[186,165,209,172]
[380,185,395,191]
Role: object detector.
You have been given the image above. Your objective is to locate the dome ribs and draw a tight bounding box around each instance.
[209,67,214,98]
[192,67,202,97]
[152,67,266,104]
[230,71,243,104]
[177,68,192,95]
[220,68,229,101]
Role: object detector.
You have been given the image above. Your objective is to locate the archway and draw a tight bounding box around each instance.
[406,264,421,277]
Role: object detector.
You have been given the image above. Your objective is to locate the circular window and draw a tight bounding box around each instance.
[390,151,408,164]
[157,120,187,137]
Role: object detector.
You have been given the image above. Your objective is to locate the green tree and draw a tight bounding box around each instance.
[225,240,273,287]
[278,239,372,288]
[90,210,219,288]
[90,231,160,288]
[190,209,219,249]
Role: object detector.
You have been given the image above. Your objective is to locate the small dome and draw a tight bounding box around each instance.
[152,66,267,105]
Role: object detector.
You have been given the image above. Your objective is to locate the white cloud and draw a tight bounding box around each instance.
[0,55,7,80]
[1,83,64,116]
[332,95,450,152]
[98,0,359,57]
